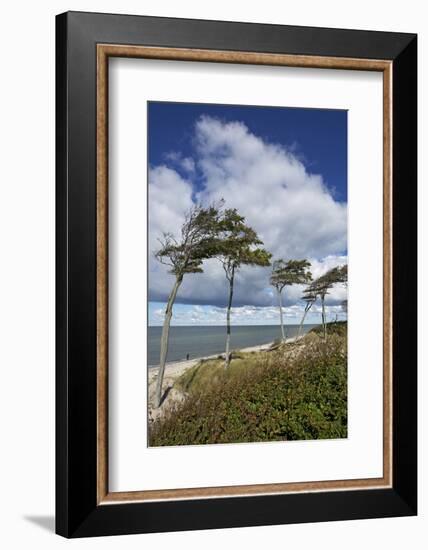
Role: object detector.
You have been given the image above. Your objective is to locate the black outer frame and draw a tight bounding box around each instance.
[56,11,417,538]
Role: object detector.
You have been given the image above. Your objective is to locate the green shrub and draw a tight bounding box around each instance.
[149,330,347,446]
[309,320,347,338]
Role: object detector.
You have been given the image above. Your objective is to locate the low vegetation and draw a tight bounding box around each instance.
[149,323,347,446]
[309,320,347,338]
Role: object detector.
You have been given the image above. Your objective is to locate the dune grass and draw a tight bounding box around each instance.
[149,323,347,447]
[309,320,347,338]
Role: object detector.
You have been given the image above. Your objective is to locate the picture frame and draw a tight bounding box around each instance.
[56,11,417,538]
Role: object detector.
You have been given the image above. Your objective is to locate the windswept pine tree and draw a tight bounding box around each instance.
[270,259,312,341]
[308,264,348,339]
[335,264,348,286]
[216,209,271,369]
[297,288,317,338]
[338,265,348,317]
[314,276,332,339]
[153,203,223,407]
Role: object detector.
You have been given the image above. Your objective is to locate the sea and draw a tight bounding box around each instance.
[148,324,317,367]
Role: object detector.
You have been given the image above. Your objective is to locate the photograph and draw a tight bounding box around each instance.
[147,101,349,446]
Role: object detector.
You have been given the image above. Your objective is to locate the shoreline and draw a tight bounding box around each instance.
[147,326,317,370]
[148,336,300,383]
[147,335,302,419]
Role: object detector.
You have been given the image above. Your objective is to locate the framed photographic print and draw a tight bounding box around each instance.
[56,11,417,538]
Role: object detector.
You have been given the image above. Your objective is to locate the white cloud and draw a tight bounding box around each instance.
[195,116,347,259]
[148,116,347,309]
[164,151,195,173]
[149,302,347,326]
[181,157,195,173]
[148,165,194,300]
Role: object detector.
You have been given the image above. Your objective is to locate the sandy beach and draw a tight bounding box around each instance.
[148,340,276,384]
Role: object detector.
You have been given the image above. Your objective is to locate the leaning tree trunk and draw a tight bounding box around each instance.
[321,295,327,340]
[278,288,286,341]
[224,268,235,369]
[297,303,312,338]
[154,275,183,408]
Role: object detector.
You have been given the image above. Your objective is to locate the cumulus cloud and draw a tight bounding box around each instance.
[194,116,347,259]
[148,165,193,300]
[164,151,195,173]
[148,116,347,310]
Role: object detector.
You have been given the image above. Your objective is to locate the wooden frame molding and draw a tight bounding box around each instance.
[96,44,393,505]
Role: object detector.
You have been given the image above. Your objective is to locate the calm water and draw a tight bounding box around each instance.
[148,324,316,367]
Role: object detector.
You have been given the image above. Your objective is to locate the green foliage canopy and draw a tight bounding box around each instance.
[307,263,348,299]
[270,259,312,291]
[155,203,224,278]
[215,208,272,279]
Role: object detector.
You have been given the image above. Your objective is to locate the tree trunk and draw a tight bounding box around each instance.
[154,275,183,408]
[278,289,286,341]
[321,295,326,340]
[297,303,312,338]
[224,269,235,369]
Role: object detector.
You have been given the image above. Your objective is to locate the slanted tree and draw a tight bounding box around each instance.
[153,203,222,407]
[311,264,348,339]
[339,264,348,317]
[216,209,271,368]
[297,288,317,338]
[270,259,312,342]
[337,264,348,285]
[316,277,332,340]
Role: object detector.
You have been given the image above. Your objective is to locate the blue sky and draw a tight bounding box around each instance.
[148,102,348,326]
[149,102,348,201]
